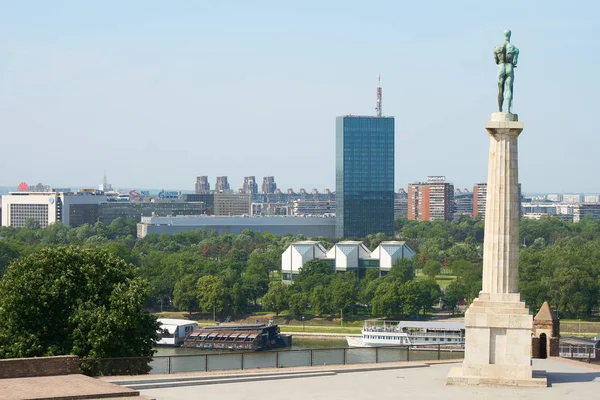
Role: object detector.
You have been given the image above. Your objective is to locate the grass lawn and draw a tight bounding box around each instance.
[561,331,598,338]
[415,274,456,290]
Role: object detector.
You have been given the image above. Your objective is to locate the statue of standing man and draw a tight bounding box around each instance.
[494,30,519,113]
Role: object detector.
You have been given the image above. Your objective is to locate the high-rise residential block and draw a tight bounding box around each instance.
[473,183,488,219]
[336,115,395,238]
[394,188,408,218]
[261,176,277,194]
[215,176,230,192]
[473,182,522,220]
[407,177,454,221]
[195,176,210,194]
[242,176,258,195]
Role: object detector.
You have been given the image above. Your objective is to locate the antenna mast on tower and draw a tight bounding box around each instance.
[376,74,383,117]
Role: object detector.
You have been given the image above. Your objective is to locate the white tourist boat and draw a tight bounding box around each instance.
[346,320,465,348]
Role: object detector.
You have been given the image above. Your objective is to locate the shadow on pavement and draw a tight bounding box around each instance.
[547,371,600,386]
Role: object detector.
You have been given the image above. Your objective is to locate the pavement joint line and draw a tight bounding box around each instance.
[123,371,338,390]
[109,369,339,385]
[108,363,432,390]
[106,361,432,385]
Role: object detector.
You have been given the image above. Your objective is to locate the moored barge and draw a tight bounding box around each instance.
[182,323,291,351]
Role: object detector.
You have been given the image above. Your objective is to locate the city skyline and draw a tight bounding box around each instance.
[1,2,598,192]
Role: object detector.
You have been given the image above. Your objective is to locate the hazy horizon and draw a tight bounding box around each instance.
[1,1,598,193]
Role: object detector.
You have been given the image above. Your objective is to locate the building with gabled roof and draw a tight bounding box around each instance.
[281,240,414,282]
[532,301,560,358]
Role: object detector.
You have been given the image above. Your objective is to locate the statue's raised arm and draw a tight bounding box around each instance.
[495,30,519,113]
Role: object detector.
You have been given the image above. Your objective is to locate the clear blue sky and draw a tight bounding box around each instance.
[0,1,597,193]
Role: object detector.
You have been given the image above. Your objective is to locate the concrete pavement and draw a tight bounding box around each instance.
[140,358,600,400]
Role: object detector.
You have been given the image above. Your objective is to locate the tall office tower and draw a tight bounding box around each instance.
[242,176,258,195]
[473,182,522,220]
[215,176,230,192]
[407,177,454,221]
[195,176,210,194]
[261,176,277,194]
[336,115,395,238]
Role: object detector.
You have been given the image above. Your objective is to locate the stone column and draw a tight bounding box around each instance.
[481,112,522,295]
[446,113,546,387]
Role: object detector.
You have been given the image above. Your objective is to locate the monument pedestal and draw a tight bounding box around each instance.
[446,293,547,387]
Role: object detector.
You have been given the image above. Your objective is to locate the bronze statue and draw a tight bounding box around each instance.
[494,30,519,113]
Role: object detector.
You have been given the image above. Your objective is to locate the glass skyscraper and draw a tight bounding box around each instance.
[336,115,395,238]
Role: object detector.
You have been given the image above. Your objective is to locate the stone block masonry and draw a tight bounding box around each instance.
[0,355,80,379]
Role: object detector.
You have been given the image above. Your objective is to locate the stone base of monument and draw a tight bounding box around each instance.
[446,367,547,387]
[446,293,548,387]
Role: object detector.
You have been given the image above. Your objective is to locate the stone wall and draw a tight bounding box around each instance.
[531,337,560,358]
[549,337,560,357]
[0,355,80,379]
[531,337,541,358]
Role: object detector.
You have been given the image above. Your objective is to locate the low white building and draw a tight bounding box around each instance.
[1,191,106,228]
[281,240,415,282]
[156,318,199,346]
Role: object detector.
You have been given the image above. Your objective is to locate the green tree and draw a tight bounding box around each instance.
[330,276,357,315]
[288,291,309,316]
[443,280,468,313]
[0,246,158,374]
[230,282,249,314]
[197,275,226,319]
[371,282,400,318]
[24,217,41,230]
[422,259,442,277]
[310,285,331,316]
[294,259,334,292]
[242,262,269,306]
[414,278,442,315]
[0,241,21,278]
[262,281,289,316]
[173,274,199,315]
[388,258,415,284]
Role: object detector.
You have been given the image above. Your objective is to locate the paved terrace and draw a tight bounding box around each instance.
[130,358,600,400]
[0,374,149,400]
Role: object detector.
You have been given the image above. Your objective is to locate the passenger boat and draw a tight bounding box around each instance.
[346,320,465,348]
[182,323,291,351]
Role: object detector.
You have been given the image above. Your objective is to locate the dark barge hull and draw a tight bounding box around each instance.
[182,324,290,351]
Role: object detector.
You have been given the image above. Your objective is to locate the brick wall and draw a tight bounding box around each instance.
[0,355,80,379]
[531,337,541,358]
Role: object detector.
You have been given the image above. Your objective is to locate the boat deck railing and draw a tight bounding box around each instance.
[363,329,463,338]
[79,343,464,377]
[559,344,598,360]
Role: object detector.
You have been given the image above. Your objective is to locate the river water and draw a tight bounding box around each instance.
[149,338,464,374]
[154,337,348,356]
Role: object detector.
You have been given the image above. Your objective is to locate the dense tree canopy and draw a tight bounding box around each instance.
[0,246,158,362]
[0,214,599,322]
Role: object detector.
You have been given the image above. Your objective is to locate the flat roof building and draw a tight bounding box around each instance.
[336,115,395,238]
[137,215,336,238]
[1,191,107,228]
[573,203,600,222]
[214,191,250,216]
[408,177,454,221]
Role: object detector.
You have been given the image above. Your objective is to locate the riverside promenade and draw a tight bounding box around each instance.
[129,358,599,400]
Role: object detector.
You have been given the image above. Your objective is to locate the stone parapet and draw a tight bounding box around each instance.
[0,355,80,379]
